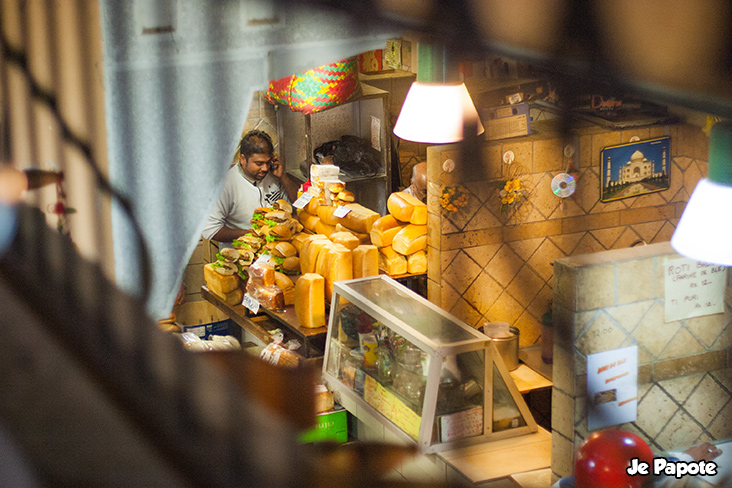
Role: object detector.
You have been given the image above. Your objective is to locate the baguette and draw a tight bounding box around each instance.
[341,203,380,234]
[387,191,427,225]
[314,220,336,237]
[294,273,326,328]
[304,196,320,216]
[407,250,427,274]
[392,224,427,255]
[329,231,360,251]
[299,211,320,233]
[353,244,379,278]
[370,214,407,247]
[378,246,407,276]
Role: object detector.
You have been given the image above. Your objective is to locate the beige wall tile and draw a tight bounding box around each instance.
[575,312,628,355]
[508,237,544,262]
[605,301,655,334]
[655,409,703,452]
[463,243,502,268]
[551,432,575,479]
[658,373,705,404]
[589,226,624,249]
[485,291,523,325]
[501,141,533,171]
[427,278,441,305]
[685,308,732,348]
[575,264,615,311]
[619,204,677,226]
[552,262,576,310]
[442,228,502,251]
[617,257,656,303]
[533,138,564,173]
[708,400,732,440]
[562,211,620,234]
[552,388,575,439]
[427,212,441,250]
[449,296,483,327]
[504,220,562,242]
[464,271,503,315]
[684,375,730,428]
[487,244,524,288]
[635,384,677,438]
[551,341,575,395]
[659,327,705,360]
[633,303,677,358]
[464,206,503,232]
[507,265,544,308]
[427,245,440,281]
[654,350,727,382]
[527,284,553,320]
[550,232,586,255]
[527,239,565,282]
[514,311,542,345]
[440,281,460,310]
[443,251,481,295]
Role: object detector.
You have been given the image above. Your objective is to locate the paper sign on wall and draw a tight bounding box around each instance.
[664,256,727,322]
[587,345,638,431]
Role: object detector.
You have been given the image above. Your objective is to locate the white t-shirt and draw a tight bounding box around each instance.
[201,164,288,241]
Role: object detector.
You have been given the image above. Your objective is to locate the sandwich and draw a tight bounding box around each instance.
[265,210,295,241]
[281,256,301,276]
[211,248,239,276]
[273,198,293,216]
[271,241,297,259]
[232,233,263,251]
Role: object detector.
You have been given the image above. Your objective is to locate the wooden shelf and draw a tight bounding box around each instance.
[201,286,327,358]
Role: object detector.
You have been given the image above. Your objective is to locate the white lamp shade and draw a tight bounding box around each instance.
[393,82,484,144]
[671,178,732,266]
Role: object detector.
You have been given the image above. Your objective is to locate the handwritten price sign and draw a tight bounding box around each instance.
[664,256,727,322]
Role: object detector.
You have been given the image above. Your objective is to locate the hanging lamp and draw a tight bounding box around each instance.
[671,120,732,265]
[393,43,483,144]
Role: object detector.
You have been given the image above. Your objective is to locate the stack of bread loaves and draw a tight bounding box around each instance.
[371,191,428,276]
[294,232,379,328]
[298,165,379,242]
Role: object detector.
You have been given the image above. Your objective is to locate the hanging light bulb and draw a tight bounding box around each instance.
[671,121,732,265]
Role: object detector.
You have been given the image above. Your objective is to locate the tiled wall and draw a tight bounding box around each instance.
[425,122,709,347]
[183,91,277,303]
[551,242,732,482]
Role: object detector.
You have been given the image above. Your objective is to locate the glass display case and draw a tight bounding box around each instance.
[322,275,537,453]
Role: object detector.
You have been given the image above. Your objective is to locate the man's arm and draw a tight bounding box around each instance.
[270,154,299,202]
[211,226,253,243]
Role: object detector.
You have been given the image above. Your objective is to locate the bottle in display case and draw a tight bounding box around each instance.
[322,275,538,453]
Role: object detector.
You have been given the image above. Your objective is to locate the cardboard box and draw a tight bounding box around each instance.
[174,301,231,339]
[298,406,348,443]
[484,102,531,140]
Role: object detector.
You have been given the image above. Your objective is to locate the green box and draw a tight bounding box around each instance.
[298,407,348,444]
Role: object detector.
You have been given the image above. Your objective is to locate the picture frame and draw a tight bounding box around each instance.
[600,136,671,202]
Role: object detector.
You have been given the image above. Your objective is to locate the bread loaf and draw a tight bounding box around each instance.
[314,220,336,237]
[353,244,379,278]
[341,203,380,234]
[314,384,335,413]
[315,241,338,277]
[304,196,320,216]
[329,231,360,251]
[299,211,320,233]
[290,232,311,253]
[325,244,353,302]
[335,224,370,245]
[274,272,295,306]
[370,214,407,247]
[387,191,427,225]
[204,263,240,294]
[248,261,276,287]
[316,204,340,227]
[300,234,330,274]
[294,273,326,328]
[392,224,427,255]
[379,246,407,275]
[407,250,427,274]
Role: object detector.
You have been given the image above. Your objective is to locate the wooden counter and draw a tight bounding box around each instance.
[201,286,327,358]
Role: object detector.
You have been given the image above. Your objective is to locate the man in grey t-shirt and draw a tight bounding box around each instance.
[202,130,299,244]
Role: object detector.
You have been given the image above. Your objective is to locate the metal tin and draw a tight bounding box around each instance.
[481,323,520,371]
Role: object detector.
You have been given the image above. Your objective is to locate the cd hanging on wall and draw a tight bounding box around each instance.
[551,173,576,198]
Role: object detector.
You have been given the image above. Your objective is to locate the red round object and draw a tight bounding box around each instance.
[575,430,654,488]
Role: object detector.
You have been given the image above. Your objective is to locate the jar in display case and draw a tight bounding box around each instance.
[322,275,538,453]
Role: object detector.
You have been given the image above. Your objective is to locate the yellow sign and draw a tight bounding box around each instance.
[364,375,421,439]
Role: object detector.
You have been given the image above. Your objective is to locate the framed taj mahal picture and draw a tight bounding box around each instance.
[600,136,671,202]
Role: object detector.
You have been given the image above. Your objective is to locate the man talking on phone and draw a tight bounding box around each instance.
[202,130,299,244]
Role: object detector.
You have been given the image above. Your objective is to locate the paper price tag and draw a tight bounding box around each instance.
[333,205,351,218]
[242,293,260,314]
[292,192,313,209]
